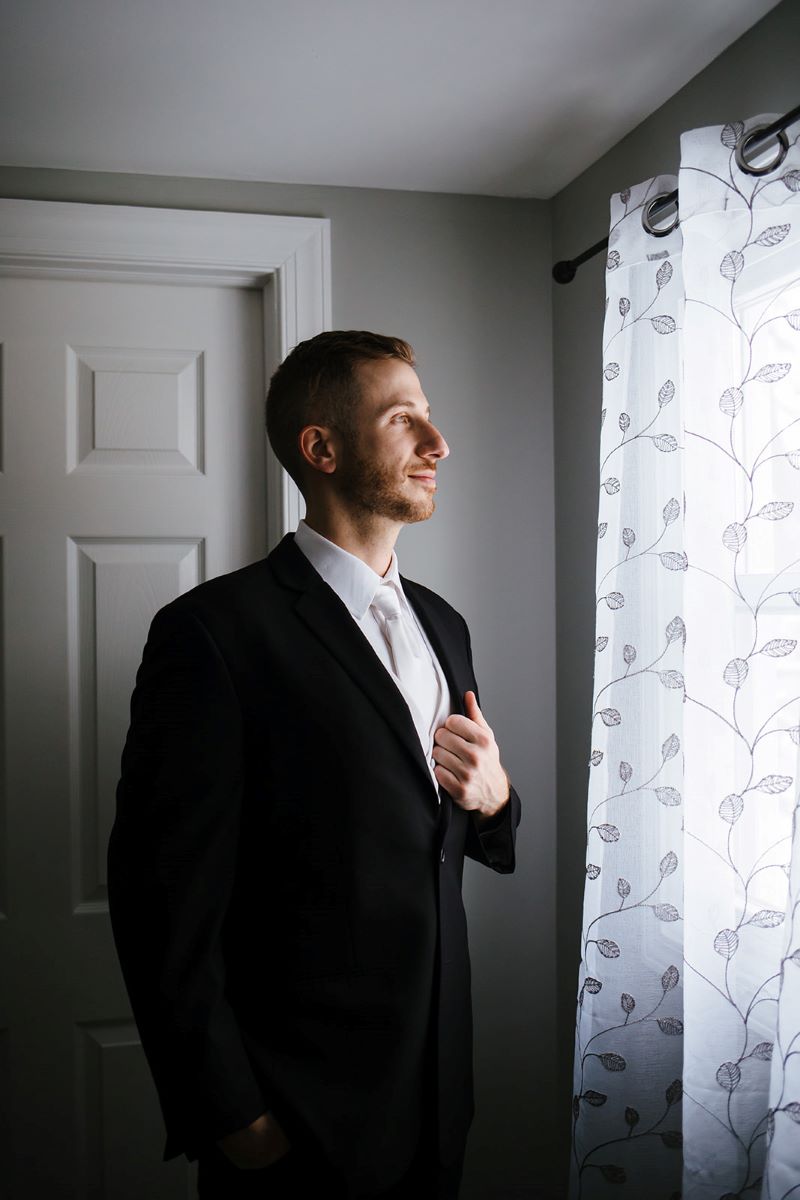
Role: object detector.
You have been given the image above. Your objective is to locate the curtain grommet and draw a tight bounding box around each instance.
[734,123,789,176]
[642,193,679,238]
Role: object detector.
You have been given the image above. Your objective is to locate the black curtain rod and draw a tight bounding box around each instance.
[552,102,800,284]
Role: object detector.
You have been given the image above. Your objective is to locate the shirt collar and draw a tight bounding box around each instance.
[294,519,401,620]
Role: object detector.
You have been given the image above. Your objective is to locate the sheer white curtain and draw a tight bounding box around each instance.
[571,115,800,1200]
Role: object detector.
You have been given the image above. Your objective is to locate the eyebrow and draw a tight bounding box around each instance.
[376,397,431,419]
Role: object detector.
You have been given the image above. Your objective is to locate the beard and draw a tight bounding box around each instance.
[335,440,435,525]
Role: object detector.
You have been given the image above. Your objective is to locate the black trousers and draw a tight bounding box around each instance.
[196,1137,464,1199]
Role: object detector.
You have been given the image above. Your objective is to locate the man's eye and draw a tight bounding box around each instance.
[392,413,410,423]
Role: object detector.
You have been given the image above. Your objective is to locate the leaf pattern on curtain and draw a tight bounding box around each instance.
[680,116,800,1200]
[572,173,686,1199]
[571,116,800,1200]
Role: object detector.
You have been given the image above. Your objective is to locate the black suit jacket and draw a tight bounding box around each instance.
[107,533,520,1195]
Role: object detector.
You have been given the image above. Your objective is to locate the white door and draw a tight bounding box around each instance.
[0,274,268,1199]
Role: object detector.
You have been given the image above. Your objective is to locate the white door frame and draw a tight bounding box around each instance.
[0,198,330,546]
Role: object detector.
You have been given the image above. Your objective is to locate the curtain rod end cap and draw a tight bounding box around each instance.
[553,260,577,285]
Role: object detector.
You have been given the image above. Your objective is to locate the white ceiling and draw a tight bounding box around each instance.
[0,0,782,199]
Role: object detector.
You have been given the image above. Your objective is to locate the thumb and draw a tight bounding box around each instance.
[464,690,487,725]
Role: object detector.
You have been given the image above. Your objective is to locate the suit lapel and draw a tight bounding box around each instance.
[400,577,472,720]
[269,535,443,799]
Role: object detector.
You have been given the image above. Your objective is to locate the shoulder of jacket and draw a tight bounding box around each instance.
[400,575,468,631]
[153,557,273,626]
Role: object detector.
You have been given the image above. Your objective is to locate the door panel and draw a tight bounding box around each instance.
[76,1020,193,1200]
[69,536,204,912]
[0,276,267,1198]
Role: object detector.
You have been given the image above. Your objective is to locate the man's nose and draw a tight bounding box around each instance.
[419,421,449,461]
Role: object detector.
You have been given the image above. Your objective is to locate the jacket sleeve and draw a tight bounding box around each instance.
[459,616,521,873]
[107,605,267,1157]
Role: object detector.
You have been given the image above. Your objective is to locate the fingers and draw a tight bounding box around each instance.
[441,713,490,744]
[433,759,475,805]
[434,725,482,762]
[433,760,459,790]
[432,742,471,777]
[433,701,501,812]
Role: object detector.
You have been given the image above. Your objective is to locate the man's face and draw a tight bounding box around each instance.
[333,357,449,524]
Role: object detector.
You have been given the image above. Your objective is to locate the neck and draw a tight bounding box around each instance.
[302,505,400,576]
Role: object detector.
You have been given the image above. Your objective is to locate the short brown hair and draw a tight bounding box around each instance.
[266,330,415,494]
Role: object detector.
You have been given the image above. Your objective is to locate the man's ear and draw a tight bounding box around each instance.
[298,425,338,476]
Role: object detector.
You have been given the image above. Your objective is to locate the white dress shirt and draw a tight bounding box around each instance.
[293,519,452,795]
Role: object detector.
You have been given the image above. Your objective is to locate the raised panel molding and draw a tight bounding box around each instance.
[68,538,203,913]
[75,1020,191,1200]
[0,199,331,545]
[67,346,204,473]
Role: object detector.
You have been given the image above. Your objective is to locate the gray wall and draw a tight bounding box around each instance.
[551,0,800,1181]
[0,167,555,1197]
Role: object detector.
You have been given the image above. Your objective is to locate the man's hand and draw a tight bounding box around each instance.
[432,691,510,822]
[217,1111,290,1170]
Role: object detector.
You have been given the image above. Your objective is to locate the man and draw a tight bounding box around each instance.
[108,330,521,1199]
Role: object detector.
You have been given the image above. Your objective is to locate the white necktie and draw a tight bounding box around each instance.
[369,579,444,795]
[370,582,426,684]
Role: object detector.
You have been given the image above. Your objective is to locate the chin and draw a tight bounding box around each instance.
[403,499,436,524]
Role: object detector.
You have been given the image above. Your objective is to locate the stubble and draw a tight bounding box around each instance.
[335,443,435,525]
